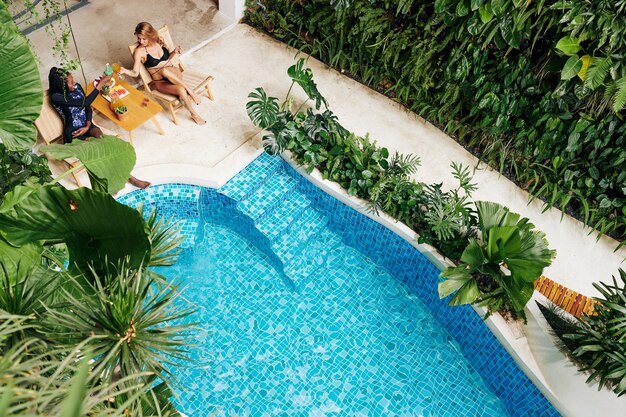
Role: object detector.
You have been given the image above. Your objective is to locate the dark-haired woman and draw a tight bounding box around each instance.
[48,67,151,189]
[119,21,206,125]
[48,67,111,143]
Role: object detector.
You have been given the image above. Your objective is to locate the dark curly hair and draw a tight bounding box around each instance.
[48,67,69,95]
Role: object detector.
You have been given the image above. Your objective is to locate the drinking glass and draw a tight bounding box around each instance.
[112,62,124,80]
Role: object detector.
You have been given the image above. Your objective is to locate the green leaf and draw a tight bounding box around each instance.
[612,76,626,113]
[0,23,43,150]
[246,87,279,129]
[456,1,470,16]
[478,3,494,23]
[460,238,485,270]
[471,0,485,11]
[0,185,151,271]
[499,17,521,48]
[498,275,534,313]
[439,267,469,298]
[41,135,136,194]
[491,0,505,16]
[60,357,90,417]
[287,58,328,110]
[584,57,611,90]
[475,201,519,232]
[0,239,42,283]
[555,36,581,55]
[486,226,520,261]
[561,56,583,80]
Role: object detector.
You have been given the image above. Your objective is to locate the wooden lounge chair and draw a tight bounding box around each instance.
[128,25,214,124]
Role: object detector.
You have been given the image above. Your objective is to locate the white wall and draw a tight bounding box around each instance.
[219,0,246,22]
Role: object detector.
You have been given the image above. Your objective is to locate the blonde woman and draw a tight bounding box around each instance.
[120,22,206,125]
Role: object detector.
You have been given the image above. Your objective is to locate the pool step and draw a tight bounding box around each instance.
[256,190,311,240]
[237,169,297,222]
[271,209,328,263]
[218,153,282,201]
[219,153,342,290]
[283,228,343,287]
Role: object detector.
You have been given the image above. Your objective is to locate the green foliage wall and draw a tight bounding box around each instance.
[245,0,626,244]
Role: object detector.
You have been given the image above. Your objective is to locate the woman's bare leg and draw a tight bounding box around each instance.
[159,66,201,104]
[154,81,206,125]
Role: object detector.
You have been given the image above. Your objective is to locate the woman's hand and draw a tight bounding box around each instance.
[72,126,89,138]
[173,45,182,55]
[95,74,113,91]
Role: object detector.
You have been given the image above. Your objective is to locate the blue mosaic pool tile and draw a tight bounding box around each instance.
[116,184,202,248]
[218,153,282,201]
[237,169,297,222]
[283,229,342,287]
[276,157,560,417]
[271,209,328,263]
[256,190,311,239]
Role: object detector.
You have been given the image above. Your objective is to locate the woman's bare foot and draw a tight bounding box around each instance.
[191,114,206,125]
[129,176,151,189]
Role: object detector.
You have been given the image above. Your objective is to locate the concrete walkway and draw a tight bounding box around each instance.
[27,3,624,298]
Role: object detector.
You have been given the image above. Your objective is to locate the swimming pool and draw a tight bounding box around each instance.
[117,153,559,417]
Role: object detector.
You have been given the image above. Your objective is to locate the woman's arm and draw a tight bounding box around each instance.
[50,88,100,108]
[120,48,146,78]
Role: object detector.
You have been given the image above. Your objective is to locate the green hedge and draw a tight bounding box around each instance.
[244,0,626,245]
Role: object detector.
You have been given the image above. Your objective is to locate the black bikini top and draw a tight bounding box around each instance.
[144,46,170,68]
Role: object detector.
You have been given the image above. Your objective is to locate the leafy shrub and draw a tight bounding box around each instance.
[244,0,626,246]
[246,59,478,262]
[0,143,51,200]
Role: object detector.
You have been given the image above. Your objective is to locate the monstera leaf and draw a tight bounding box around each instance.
[0,5,43,151]
[0,185,151,271]
[288,58,328,110]
[246,87,279,129]
[41,135,136,194]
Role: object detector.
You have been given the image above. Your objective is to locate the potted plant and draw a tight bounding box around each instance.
[114,105,129,121]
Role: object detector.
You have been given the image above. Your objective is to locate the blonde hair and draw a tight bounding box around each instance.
[134,22,163,46]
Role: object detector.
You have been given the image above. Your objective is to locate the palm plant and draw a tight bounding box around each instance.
[562,268,626,396]
[0,312,153,416]
[439,201,555,321]
[46,264,193,386]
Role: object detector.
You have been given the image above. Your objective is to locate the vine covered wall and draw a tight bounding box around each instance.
[244,0,626,244]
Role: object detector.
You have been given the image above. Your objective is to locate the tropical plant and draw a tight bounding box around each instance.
[560,268,626,396]
[0,312,153,416]
[0,1,193,413]
[46,263,193,386]
[439,201,555,321]
[244,0,626,246]
[0,4,43,150]
[0,143,51,200]
[114,105,128,115]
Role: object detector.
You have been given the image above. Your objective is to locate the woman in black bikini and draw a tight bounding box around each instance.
[120,22,206,125]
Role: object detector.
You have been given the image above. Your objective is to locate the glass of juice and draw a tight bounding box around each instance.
[111,63,123,79]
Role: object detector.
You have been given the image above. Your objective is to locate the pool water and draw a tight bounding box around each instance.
[157,221,509,416]
[119,154,558,417]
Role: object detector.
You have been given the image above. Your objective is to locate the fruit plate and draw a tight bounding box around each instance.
[102,85,130,102]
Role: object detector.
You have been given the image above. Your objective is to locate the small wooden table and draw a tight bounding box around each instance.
[86,77,164,143]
